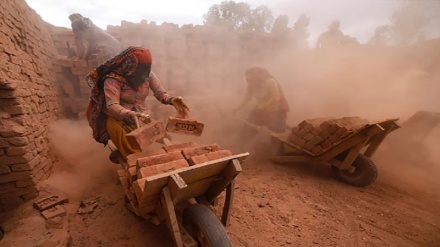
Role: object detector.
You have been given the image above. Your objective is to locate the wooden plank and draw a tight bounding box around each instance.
[221,181,235,228]
[139,176,221,208]
[205,159,242,203]
[338,139,369,170]
[172,176,221,204]
[317,124,384,162]
[178,153,248,184]
[179,222,198,247]
[137,153,248,206]
[160,187,183,247]
[168,173,187,204]
[364,122,397,157]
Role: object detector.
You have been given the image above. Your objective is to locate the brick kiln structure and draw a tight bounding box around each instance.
[0,0,63,211]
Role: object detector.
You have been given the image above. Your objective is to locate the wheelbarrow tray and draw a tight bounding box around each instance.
[270,119,400,168]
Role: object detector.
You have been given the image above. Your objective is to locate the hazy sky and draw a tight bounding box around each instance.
[24,0,402,44]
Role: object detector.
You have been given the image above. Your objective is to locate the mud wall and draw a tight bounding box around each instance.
[0,0,63,211]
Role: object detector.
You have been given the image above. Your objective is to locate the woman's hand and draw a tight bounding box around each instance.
[127,111,150,127]
[171,97,190,118]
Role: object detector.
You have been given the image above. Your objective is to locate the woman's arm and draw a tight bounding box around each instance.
[148,72,174,105]
[103,78,132,120]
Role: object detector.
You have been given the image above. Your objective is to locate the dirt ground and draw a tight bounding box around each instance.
[0,120,439,247]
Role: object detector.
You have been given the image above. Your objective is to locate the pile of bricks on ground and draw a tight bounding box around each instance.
[118,142,232,216]
[288,117,370,155]
[33,194,68,221]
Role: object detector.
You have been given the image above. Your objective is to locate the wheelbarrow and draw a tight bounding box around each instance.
[109,115,249,247]
[239,117,400,187]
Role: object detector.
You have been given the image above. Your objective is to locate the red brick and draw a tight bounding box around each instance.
[181,144,220,160]
[4,105,25,115]
[318,130,331,140]
[126,120,166,150]
[311,145,324,155]
[303,133,314,142]
[320,139,333,149]
[5,136,29,146]
[137,151,184,168]
[41,205,66,220]
[16,179,35,188]
[189,150,233,166]
[137,159,189,179]
[162,142,198,153]
[288,134,306,148]
[304,136,324,150]
[165,117,204,136]
[33,194,68,211]
[10,163,32,172]
[328,134,342,144]
[126,149,167,168]
[6,145,29,156]
[0,171,31,183]
[0,165,11,174]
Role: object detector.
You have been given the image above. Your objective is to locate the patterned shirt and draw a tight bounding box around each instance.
[103,72,172,120]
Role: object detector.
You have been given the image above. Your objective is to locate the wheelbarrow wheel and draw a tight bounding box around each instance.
[182,204,232,247]
[332,154,378,187]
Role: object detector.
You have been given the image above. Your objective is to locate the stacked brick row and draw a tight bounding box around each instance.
[119,142,232,216]
[52,55,97,117]
[0,0,63,211]
[288,117,370,155]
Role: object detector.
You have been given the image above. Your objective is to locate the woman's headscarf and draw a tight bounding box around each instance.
[85,46,153,145]
[87,46,152,90]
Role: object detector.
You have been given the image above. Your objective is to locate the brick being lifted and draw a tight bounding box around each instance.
[288,117,371,155]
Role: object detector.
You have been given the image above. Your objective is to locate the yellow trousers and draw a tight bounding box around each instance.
[106,117,141,159]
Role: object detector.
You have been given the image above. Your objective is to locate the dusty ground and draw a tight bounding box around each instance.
[0,120,439,247]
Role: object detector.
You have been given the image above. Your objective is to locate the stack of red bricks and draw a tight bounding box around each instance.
[53,56,98,116]
[118,142,233,213]
[33,194,68,220]
[288,117,370,155]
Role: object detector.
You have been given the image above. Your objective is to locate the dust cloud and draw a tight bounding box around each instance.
[181,29,440,195]
[45,119,117,200]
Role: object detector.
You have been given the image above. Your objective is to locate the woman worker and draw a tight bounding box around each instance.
[86,46,189,161]
[233,66,290,140]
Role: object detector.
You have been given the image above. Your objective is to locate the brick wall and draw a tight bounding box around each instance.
[0,0,63,211]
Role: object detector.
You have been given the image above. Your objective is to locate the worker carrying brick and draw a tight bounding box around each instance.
[69,13,122,64]
[233,66,290,139]
[85,46,189,161]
